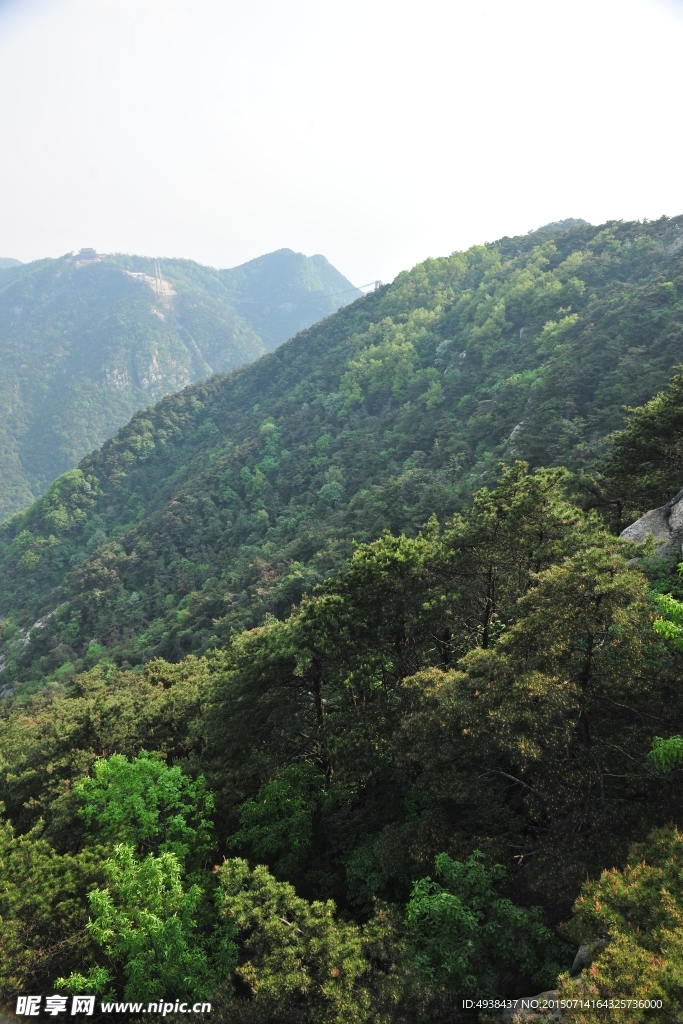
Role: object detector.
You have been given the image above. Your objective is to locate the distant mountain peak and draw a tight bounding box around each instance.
[0,248,362,521]
[528,218,590,235]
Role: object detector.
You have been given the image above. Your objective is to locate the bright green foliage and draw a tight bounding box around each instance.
[560,827,683,1023]
[340,316,422,409]
[74,750,214,861]
[0,658,206,849]
[229,764,326,879]
[56,843,235,1002]
[405,851,569,994]
[652,591,683,650]
[54,748,227,1001]
[0,820,105,1000]
[649,735,683,772]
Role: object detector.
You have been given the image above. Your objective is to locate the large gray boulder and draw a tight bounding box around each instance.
[620,487,683,559]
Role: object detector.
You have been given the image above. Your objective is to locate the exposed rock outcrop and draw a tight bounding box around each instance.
[570,937,607,976]
[498,940,607,1022]
[620,487,683,559]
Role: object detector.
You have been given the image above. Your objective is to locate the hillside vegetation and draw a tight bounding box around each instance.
[0,248,359,521]
[3,218,683,1019]
[2,217,683,685]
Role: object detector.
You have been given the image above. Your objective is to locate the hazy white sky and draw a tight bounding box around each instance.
[1,0,682,284]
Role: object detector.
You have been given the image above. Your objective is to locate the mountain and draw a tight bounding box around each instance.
[0,248,361,521]
[530,217,589,234]
[2,214,683,688]
[220,248,362,351]
[0,258,21,269]
[4,218,683,1016]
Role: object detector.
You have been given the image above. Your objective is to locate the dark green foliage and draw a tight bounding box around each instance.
[405,851,570,995]
[0,249,360,521]
[0,458,681,1014]
[0,822,105,1000]
[214,858,374,1023]
[596,365,683,525]
[0,457,677,1011]
[170,467,675,929]
[6,219,683,1016]
[229,764,326,880]
[0,659,206,848]
[5,218,683,691]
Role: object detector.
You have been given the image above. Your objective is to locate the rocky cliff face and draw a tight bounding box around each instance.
[620,488,683,558]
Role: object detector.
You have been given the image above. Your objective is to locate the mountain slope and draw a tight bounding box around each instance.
[2,215,683,689]
[220,249,362,350]
[0,249,360,521]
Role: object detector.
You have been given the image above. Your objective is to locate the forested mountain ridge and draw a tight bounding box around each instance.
[0,248,360,521]
[4,219,683,1018]
[218,248,363,351]
[3,216,683,688]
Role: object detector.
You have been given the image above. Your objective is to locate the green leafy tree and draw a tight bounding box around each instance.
[0,659,205,851]
[56,843,236,1002]
[229,763,326,879]
[652,591,683,651]
[390,532,663,908]
[405,851,569,994]
[55,748,229,1001]
[74,749,214,861]
[650,734,683,771]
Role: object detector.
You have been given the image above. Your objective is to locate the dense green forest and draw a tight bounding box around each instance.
[3,217,683,1020]
[0,248,359,522]
[2,216,683,684]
